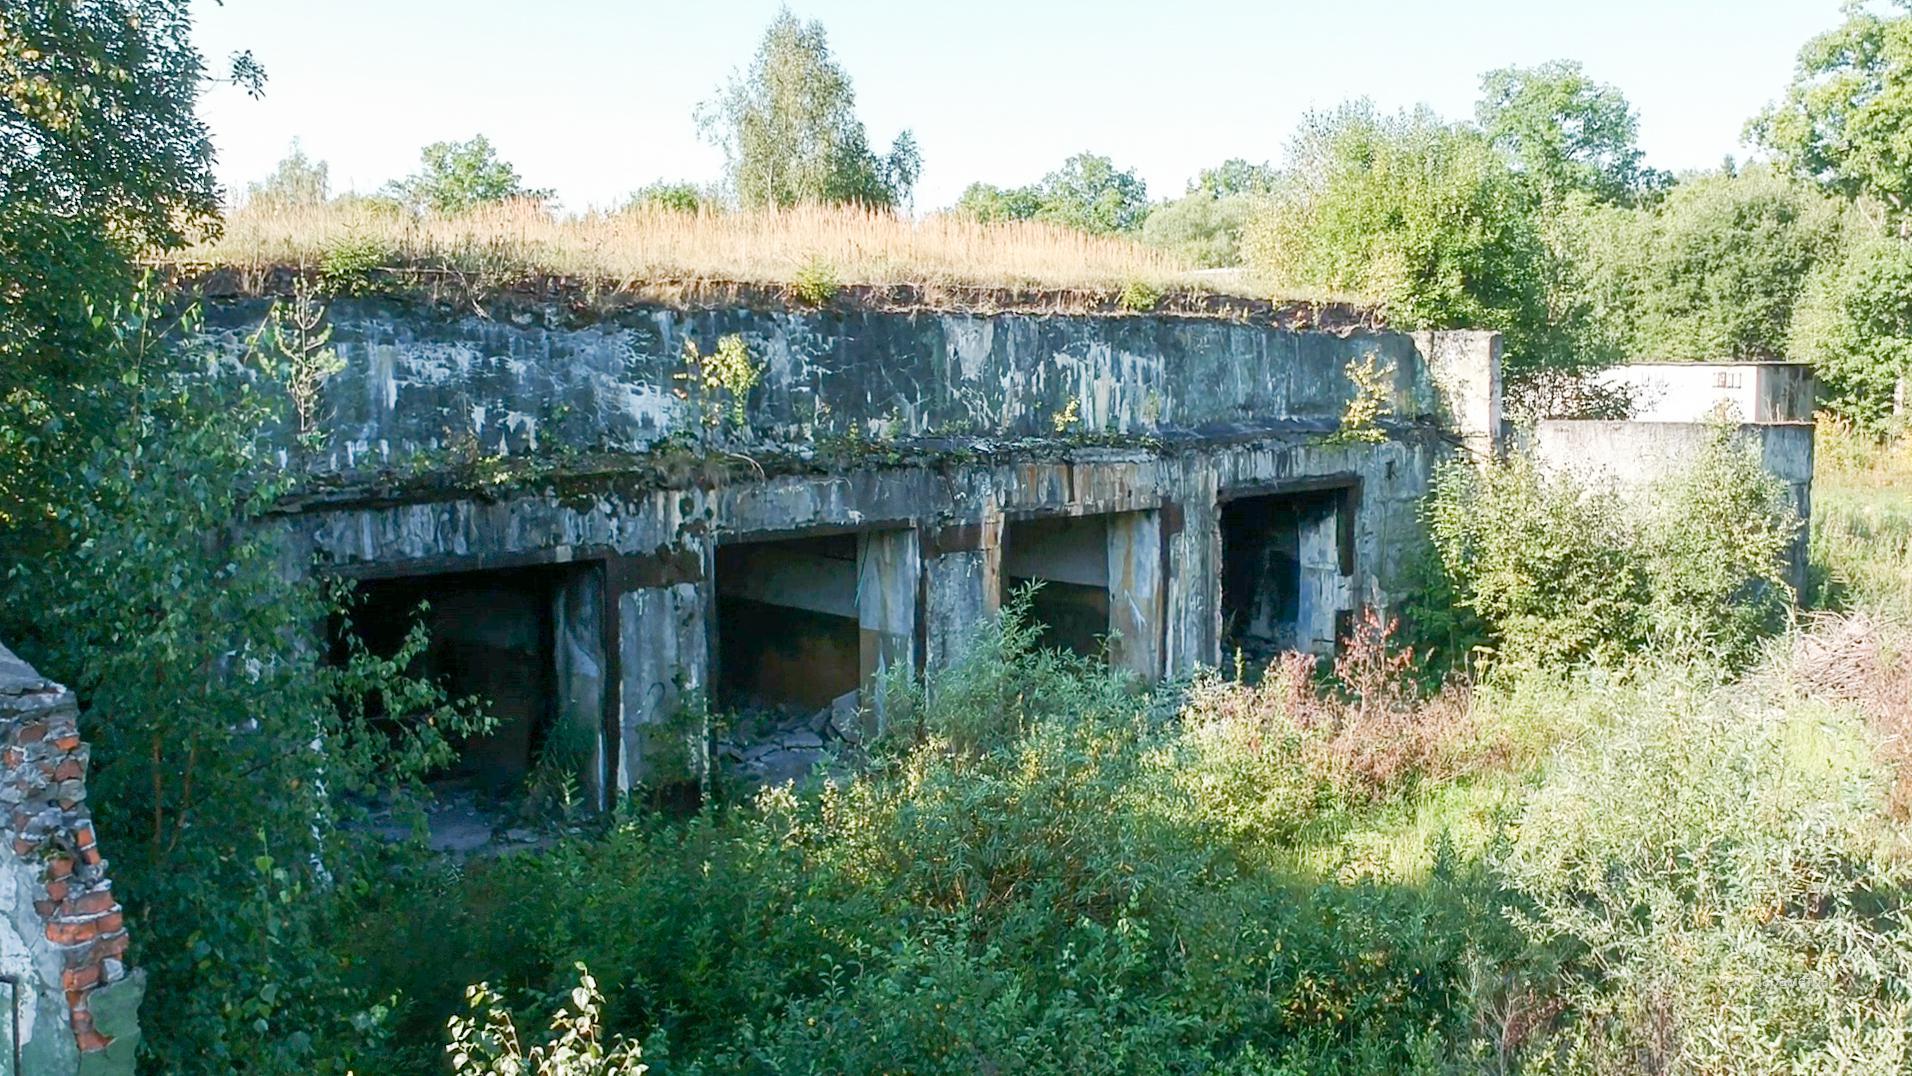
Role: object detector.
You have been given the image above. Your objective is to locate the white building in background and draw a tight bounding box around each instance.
[1594,361,1817,423]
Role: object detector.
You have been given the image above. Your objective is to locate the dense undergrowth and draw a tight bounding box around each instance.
[342,422,1912,1075]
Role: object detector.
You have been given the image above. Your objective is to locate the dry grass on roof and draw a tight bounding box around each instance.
[165,199,1351,309]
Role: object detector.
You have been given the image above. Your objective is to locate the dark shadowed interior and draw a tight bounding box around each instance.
[1220,489,1346,662]
[338,565,562,790]
[715,533,862,712]
[1001,514,1113,660]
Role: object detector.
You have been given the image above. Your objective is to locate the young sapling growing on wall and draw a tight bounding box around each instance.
[250,279,347,454]
[1329,353,1396,444]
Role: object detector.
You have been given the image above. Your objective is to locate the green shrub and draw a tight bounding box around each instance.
[1500,668,1911,1073]
[1427,426,1798,670]
[790,255,839,306]
[1636,422,1798,664]
[1115,277,1161,312]
[448,965,648,1075]
[1427,454,1648,668]
[318,233,392,296]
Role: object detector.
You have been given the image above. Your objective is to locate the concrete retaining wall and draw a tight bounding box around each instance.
[199,298,1487,474]
[214,297,1499,798]
[1529,419,1816,596]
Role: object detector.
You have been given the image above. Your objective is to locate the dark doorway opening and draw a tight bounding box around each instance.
[338,564,563,791]
[715,533,861,713]
[1220,487,1353,663]
[1000,514,1112,659]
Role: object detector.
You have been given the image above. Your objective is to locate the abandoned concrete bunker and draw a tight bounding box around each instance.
[202,288,1503,807]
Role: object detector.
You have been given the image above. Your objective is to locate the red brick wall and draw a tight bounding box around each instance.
[1,655,133,1055]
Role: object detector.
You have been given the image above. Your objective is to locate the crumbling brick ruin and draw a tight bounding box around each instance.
[0,644,141,1075]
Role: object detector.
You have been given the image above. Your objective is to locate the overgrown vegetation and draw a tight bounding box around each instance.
[172,198,1249,299]
[16,2,1912,1073]
[2,7,483,1068]
[327,569,1912,1074]
[1424,422,1797,670]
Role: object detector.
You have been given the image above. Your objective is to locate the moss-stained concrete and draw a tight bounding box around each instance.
[234,298,1499,798]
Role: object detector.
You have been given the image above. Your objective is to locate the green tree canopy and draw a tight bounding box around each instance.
[1477,60,1660,205]
[1033,153,1150,233]
[1,0,250,383]
[246,140,330,207]
[1791,229,1912,425]
[1752,0,1912,230]
[952,180,1044,223]
[1243,104,1562,379]
[1577,165,1842,362]
[386,134,548,214]
[1189,158,1278,199]
[699,10,919,209]
[952,153,1150,234]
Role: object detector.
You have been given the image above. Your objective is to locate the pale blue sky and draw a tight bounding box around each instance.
[191,0,1849,213]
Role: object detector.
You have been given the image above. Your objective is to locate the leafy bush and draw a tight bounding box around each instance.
[1427,455,1647,668]
[448,965,648,1076]
[790,255,839,306]
[1500,667,1912,1073]
[1427,425,1797,670]
[1113,277,1160,312]
[318,234,392,296]
[1635,423,1798,664]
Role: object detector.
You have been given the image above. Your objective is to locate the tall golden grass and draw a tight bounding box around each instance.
[167,199,1280,297]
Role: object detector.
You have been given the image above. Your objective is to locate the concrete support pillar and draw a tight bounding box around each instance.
[1165,468,1219,676]
[1296,510,1350,654]
[1106,510,1164,680]
[925,549,989,673]
[979,509,1004,618]
[1417,329,1503,459]
[615,581,708,791]
[924,511,1002,674]
[552,568,609,810]
[857,528,920,713]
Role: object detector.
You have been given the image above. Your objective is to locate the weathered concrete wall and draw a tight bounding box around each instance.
[1529,420,1816,596]
[233,299,1498,794]
[292,430,1442,794]
[1594,362,1816,423]
[1416,330,1502,458]
[200,299,1472,472]
[0,645,141,1076]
